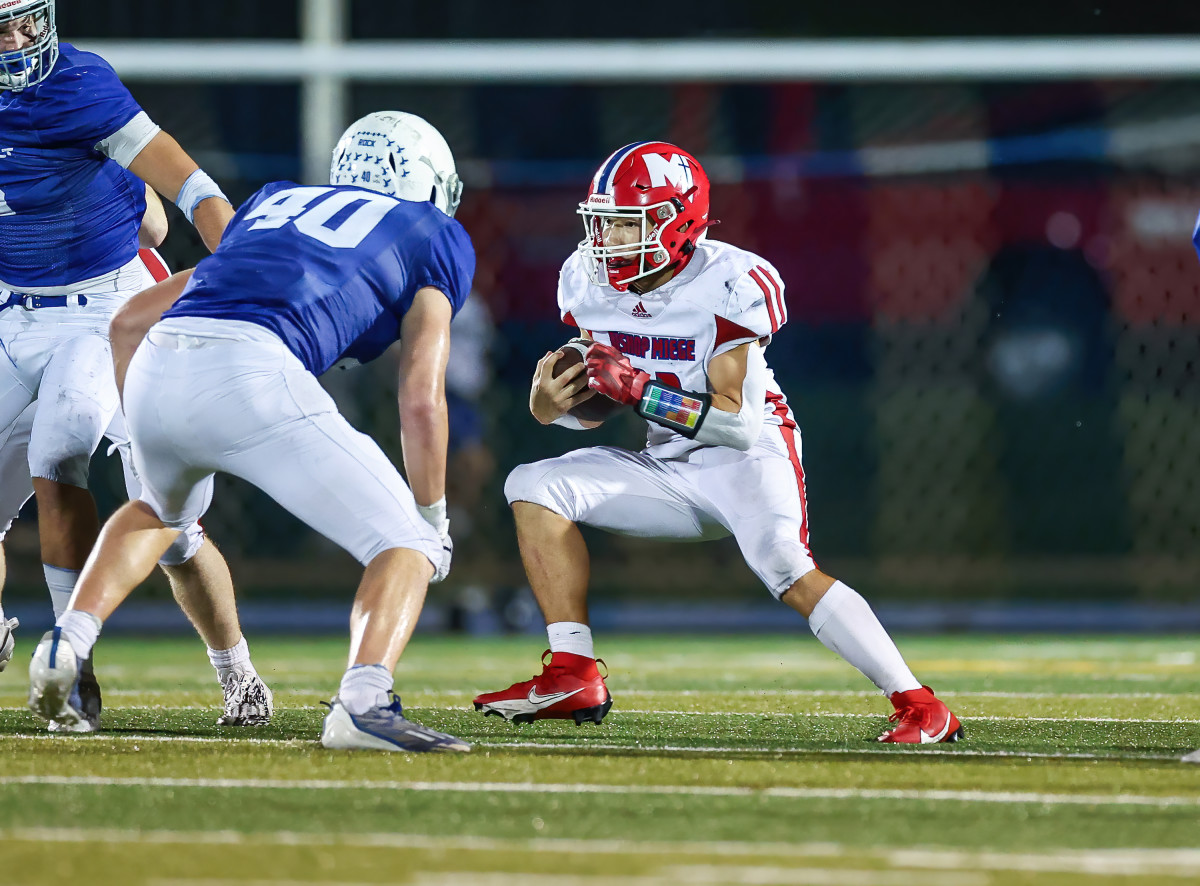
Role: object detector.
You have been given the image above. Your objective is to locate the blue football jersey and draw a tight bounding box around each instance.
[0,43,147,288]
[164,182,475,375]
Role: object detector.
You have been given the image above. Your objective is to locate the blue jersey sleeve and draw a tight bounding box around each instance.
[408,222,476,319]
[39,46,144,147]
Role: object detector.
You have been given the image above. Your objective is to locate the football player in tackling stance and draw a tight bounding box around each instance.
[474,142,963,743]
[0,0,271,729]
[29,111,474,753]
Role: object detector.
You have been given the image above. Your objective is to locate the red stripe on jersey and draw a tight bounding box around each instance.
[138,248,170,283]
[779,423,811,554]
[766,389,797,430]
[714,314,760,349]
[562,311,577,328]
[749,267,780,333]
[759,265,787,325]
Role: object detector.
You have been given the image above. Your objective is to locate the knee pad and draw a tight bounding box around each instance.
[29,448,90,489]
[503,463,540,506]
[759,539,817,600]
[158,521,205,566]
[504,461,578,521]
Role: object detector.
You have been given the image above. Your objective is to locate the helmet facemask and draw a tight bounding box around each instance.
[0,0,57,92]
[577,198,686,291]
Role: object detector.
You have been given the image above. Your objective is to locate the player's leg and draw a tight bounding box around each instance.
[0,401,35,672]
[0,331,40,672]
[210,366,467,752]
[475,446,726,723]
[28,333,218,728]
[24,330,122,731]
[702,428,962,744]
[28,331,119,608]
[47,328,462,750]
[106,412,272,725]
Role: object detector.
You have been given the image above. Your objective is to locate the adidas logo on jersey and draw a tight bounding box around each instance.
[631,301,653,319]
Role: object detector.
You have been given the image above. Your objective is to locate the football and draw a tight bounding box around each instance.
[553,339,628,423]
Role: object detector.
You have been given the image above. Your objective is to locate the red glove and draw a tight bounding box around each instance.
[585,341,649,406]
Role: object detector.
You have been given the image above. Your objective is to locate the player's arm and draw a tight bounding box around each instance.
[127,132,234,254]
[109,269,194,397]
[138,182,168,248]
[586,340,767,450]
[530,332,601,429]
[397,286,453,508]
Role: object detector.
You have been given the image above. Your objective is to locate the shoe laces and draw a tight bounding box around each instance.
[887,688,934,727]
[382,691,404,715]
[537,649,607,679]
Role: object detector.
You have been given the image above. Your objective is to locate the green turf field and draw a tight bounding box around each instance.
[1,633,1199,885]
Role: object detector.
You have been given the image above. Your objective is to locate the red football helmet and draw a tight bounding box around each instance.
[577,141,712,292]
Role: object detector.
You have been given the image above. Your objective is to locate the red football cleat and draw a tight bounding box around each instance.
[877,685,964,744]
[473,650,612,725]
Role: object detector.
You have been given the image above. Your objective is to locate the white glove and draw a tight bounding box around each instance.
[431,531,453,584]
[417,497,452,584]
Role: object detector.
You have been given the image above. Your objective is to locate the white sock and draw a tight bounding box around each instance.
[44,565,80,619]
[807,581,922,697]
[338,664,393,715]
[57,610,102,663]
[547,621,594,659]
[207,636,254,685]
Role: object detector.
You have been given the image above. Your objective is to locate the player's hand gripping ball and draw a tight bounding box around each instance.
[553,339,628,422]
[585,341,650,406]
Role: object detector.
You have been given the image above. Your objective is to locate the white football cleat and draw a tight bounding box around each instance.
[217,670,274,726]
[28,628,85,729]
[47,658,101,733]
[0,616,17,672]
[321,694,470,753]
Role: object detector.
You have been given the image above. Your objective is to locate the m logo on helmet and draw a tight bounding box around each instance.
[643,153,694,191]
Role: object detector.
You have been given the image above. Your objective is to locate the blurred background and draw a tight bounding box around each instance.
[8,0,1200,634]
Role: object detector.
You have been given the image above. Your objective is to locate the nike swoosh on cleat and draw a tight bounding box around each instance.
[526,686,586,708]
[924,712,953,743]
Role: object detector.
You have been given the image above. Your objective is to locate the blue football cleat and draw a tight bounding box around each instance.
[321,693,470,753]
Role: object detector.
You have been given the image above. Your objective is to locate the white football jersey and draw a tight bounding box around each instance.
[557,236,796,458]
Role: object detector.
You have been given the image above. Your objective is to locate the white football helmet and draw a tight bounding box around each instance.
[0,0,57,91]
[330,111,463,217]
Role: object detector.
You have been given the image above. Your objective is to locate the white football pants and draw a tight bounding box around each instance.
[0,252,152,489]
[0,253,204,563]
[124,317,442,569]
[504,426,817,599]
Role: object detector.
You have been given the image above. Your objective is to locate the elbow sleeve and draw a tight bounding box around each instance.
[692,345,768,451]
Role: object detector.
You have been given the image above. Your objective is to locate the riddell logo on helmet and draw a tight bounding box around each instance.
[588,194,613,206]
[0,0,28,9]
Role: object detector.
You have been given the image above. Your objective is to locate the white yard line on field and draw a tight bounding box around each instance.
[4,829,1200,878]
[6,701,1197,724]
[73,688,1200,701]
[608,709,1200,724]
[0,731,1188,761]
[2,774,1198,807]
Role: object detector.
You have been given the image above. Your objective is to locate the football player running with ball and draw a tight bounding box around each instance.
[475,142,963,744]
[0,0,270,729]
[29,111,474,753]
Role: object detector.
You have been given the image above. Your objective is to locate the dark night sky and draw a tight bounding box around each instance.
[57,1,1200,40]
